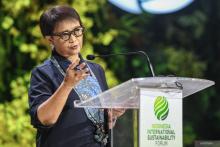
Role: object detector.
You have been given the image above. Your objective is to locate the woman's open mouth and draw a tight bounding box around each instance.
[69,45,78,50]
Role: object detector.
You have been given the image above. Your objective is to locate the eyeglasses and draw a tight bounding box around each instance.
[51,26,84,41]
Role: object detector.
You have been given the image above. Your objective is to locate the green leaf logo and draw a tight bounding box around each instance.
[154,96,169,121]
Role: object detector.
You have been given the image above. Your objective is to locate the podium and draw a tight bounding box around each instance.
[74,77,214,147]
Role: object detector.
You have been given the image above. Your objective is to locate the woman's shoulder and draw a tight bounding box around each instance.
[31,59,53,75]
[86,60,103,71]
[86,60,108,90]
[86,60,106,77]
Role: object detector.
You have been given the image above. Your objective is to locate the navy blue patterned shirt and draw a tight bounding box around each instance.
[28,51,109,147]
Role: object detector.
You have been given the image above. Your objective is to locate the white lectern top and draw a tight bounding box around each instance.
[74,77,214,109]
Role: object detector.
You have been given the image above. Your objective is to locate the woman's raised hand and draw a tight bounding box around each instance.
[64,58,90,87]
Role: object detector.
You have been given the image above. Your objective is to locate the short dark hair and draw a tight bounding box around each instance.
[39,5,83,37]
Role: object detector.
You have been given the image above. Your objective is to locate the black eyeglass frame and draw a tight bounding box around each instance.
[51,26,85,41]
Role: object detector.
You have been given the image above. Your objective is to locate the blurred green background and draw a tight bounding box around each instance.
[0,0,219,146]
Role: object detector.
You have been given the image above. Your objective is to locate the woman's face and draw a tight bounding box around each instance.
[49,19,83,58]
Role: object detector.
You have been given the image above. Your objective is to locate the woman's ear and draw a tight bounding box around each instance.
[45,36,55,49]
[45,36,53,44]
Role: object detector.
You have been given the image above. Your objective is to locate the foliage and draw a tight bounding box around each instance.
[0,0,220,147]
[0,74,35,147]
[95,1,220,147]
[0,0,118,146]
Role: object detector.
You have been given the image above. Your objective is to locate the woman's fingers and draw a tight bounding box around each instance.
[108,108,126,119]
[78,62,87,70]
[67,58,80,71]
[108,109,126,129]
[112,108,126,117]
[74,67,90,78]
[64,60,90,87]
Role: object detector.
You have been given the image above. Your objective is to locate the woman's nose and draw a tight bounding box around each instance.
[68,34,77,42]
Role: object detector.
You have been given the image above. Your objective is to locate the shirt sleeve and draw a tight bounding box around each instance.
[28,67,54,131]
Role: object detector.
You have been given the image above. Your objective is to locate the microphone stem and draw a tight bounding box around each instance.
[97,52,137,57]
[88,51,155,77]
[137,51,155,77]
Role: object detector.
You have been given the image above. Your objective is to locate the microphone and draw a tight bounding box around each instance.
[86,51,155,77]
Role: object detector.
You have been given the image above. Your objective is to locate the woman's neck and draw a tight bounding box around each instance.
[52,49,80,63]
[67,54,80,63]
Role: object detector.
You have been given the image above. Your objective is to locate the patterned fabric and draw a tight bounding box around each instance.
[50,56,104,125]
[74,73,104,124]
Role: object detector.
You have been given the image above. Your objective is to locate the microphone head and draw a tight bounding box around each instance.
[86,55,96,60]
